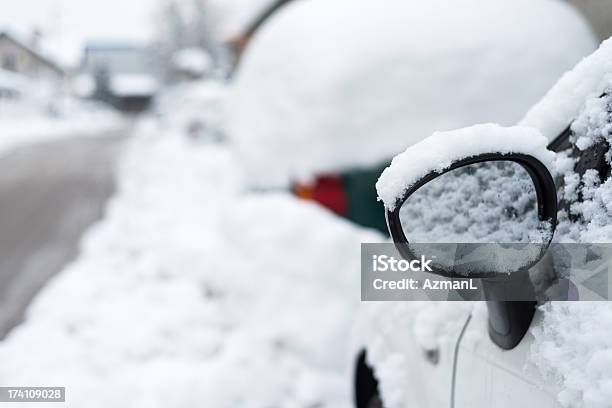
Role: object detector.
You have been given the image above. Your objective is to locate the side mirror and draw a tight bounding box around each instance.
[377,125,560,348]
[386,153,558,278]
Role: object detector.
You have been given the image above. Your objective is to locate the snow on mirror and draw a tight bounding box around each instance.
[398,161,553,276]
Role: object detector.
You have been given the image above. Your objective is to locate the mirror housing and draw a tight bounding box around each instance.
[386,152,558,278]
[385,152,558,350]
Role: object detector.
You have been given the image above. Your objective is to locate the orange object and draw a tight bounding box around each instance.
[293,175,348,216]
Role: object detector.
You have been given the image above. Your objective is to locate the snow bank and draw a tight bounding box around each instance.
[154,80,228,141]
[228,0,595,187]
[0,79,123,156]
[0,111,122,156]
[376,124,555,209]
[0,117,381,407]
[522,37,612,142]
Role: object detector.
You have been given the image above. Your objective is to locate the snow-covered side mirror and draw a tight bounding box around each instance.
[385,153,558,278]
[377,125,559,350]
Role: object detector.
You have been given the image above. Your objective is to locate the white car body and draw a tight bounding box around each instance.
[455,310,560,407]
[354,303,560,408]
[356,36,612,408]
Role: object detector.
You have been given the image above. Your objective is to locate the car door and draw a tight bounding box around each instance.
[453,306,561,408]
[453,88,612,407]
[358,302,472,408]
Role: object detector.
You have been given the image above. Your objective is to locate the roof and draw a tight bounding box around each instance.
[0,32,64,76]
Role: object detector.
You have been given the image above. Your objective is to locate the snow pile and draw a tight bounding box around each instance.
[552,86,612,243]
[154,80,228,141]
[172,48,213,77]
[228,0,595,187]
[376,124,555,209]
[531,303,612,408]
[527,74,612,408]
[0,119,381,407]
[0,73,123,156]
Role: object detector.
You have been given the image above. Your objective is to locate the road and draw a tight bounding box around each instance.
[0,132,125,339]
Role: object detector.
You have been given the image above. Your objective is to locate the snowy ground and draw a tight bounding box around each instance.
[0,133,123,339]
[0,68,123,156]
[0,112,381,406]
[0,3,603,404]
[0,99,122,157]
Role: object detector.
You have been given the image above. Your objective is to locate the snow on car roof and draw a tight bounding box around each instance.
[227,0,596,187]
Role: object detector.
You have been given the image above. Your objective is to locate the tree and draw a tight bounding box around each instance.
[153,0,224,81]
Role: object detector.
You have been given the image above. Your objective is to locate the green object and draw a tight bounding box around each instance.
[341,162,390,236]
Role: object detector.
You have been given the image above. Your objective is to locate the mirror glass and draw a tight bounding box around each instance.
[398,161,553,275]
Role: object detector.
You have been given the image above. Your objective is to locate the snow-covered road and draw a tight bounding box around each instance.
[0,118,383,407]
[0,131,125,339]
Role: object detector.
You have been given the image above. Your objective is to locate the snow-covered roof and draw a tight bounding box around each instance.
[227,0,597,187]
[110,74,159,97]
[0,31,64,75]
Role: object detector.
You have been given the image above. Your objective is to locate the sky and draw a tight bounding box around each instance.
[0,0,279,69]
[0,0,157,68]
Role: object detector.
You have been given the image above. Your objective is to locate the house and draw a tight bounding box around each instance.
[80,42,159,112]
[0,31,64,82]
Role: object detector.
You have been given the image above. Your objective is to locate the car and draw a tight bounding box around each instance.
[353,36,612,408]
[227,0,595,235]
